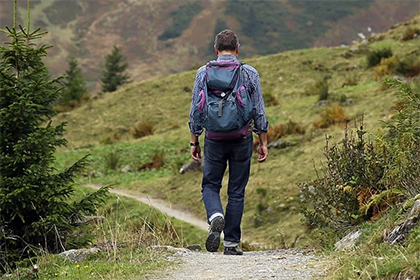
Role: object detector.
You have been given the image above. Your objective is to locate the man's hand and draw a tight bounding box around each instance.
[257,132,268,162]
[191,145,202,162]
[257,145,268,162]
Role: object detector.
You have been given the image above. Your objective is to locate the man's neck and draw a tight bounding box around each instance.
[217,51,237,57]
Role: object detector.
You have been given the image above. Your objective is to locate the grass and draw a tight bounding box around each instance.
[323,207,420,280]
[47,13,420,277]
[1,185,206,279]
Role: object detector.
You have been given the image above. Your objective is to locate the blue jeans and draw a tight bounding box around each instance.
[202,134,253,244]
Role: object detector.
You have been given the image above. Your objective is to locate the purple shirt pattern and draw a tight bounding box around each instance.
[189,54,269,135]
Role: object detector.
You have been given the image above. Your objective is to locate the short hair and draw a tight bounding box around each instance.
[214,29,239,52]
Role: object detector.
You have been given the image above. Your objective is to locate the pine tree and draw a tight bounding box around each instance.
[59,56,87,108]
[101,45,130,93]
[0,1,108,270]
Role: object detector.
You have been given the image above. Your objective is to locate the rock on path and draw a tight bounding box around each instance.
[145,249,324,280]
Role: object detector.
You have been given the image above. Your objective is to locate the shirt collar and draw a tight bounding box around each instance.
[217,54,238,62]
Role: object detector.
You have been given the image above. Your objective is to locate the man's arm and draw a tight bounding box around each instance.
[257,132,268,162]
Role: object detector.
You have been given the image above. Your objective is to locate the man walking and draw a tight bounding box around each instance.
[189,29,268,255]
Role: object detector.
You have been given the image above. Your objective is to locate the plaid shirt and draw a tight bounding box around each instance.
[189,54,269,135]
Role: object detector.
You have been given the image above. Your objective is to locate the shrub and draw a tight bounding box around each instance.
[131,121,155,139]
[158,2,203,40]
[396,56,420,77]
[373,57,400,80]
[263,91,279,107]
[255,120,305,147]
[301,79,420,232]
[366,47,393,68]
[300,123,389,231]
[304,79,329,101]
[138,151,165,171]
[313,105,351,128]
[341,72,359,87]
[104,150,121,171]
[401,27,419,41]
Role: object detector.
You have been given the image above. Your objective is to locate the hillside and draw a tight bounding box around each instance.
[1,0,419,92]
[53,13,420,248]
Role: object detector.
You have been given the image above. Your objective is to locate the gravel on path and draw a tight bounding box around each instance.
[145,249,325,280]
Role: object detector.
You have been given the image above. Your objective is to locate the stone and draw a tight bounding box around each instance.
[151,245,189,253]
[179,160,202,174]
[186,244,202,251]
[385,199,420,245]
[59,247,101,262]
[334,230,361,250]
[267,140,291,149]
[120,165,133,173]
[316,100,328,107]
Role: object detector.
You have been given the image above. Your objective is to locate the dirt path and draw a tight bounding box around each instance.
[88,184,209,231]
[88,185,325,279]
[145,249,324,280]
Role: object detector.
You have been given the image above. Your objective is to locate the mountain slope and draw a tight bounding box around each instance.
[1,0,418,92]
[53,13,420,246]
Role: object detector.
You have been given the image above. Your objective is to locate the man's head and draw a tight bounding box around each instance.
[214,29,239,56]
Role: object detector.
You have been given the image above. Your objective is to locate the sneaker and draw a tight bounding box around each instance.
[224,246,243,255]
[205,216,225,252]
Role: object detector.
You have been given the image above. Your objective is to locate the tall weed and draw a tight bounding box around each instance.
[301,78,420,232]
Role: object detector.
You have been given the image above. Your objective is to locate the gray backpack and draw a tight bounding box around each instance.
[192,60,253,139]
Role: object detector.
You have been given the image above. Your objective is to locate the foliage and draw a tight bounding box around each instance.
[381,78,420,196]
[401,27,420,41]
[0,5,108,271]
[263,91,279,107]
[323,208,420,280]
[301,79,420,232]
[130,120,155,139]
[374,55,420,80]
[103,150,121,171]
[395,55,420,77]
[101,45,130,93]
[56,56,88,110]
[206,18,228,58]
[300,124,388,231]
[0,189,206,279]
[158,2,203,41]
[267,120,305,143]
[226,0,372,54]
[366,47,393,68]
[313,105,351,128]
[303,78,329,100]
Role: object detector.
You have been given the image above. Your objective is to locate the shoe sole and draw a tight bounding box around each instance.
[205,231,221,252]
[224,250,243,255]
[205,218,225,252]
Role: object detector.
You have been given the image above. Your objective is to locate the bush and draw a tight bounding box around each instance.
[366,47,393,68]
[396,56,420,78]
[373,56,400,80]
[304,79,329,101]
[301,79,420,232]
[256,120,305,146]
[300,123,389,231]
[313,105,351,128]
[104,150,121,171]
[138,151,165,171]
[401,27,420,41]
[131,121,155,139]
[263,91,279,107]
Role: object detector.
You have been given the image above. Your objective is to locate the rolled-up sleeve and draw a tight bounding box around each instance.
[188,66,206,135]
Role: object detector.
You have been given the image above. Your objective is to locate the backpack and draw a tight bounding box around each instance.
[192,60,253,139]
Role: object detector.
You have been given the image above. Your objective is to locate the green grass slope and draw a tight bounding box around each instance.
[54,14,420,248]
